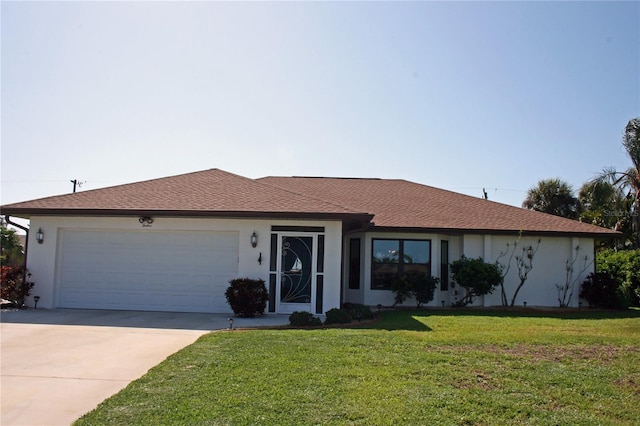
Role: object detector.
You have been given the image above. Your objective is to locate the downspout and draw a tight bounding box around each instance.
[4,215,30,286]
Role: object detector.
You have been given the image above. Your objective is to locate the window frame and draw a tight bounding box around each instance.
[348,238,361,290]
[371,238,431,290]
[440,240,449,291]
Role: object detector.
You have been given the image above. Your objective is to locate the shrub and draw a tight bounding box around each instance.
[0,266,34,307]
[289,311,322,327]
[580,272,627,309]
[390,274,413,306]
[596,248,640,306]
[324,308,352,325]
[450,256,503,307]
[342,303,374,320]
[406,271,439,308]
[224,278,268,317]
[391,271,440,307]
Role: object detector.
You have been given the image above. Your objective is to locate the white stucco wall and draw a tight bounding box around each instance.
[485,236,595,307]
[348,232,595,309]
[24,215,343,314]
[462,234,594,308]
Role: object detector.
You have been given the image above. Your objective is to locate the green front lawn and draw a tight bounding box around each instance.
[76,309,640,425]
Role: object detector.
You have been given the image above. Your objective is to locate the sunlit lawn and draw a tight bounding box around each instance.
[75,309,640,425]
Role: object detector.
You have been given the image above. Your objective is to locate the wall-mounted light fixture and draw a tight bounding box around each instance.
[250,231,258,248]
[258,252,262,265]
[36,228,44,244]
[138,216,154,227]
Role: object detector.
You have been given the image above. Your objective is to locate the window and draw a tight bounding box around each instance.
[440,240,449,291]
[371,239,431,290]
[348,239,361,289]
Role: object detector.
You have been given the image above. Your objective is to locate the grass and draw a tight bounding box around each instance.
[75,309,640,425]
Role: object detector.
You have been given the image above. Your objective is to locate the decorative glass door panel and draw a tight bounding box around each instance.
[280,236,313,304]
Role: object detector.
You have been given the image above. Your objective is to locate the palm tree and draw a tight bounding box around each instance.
[579,180,634,247]
[591,118,640,247]
[522,178,580,219]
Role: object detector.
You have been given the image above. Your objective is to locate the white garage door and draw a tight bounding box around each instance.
[56,230,239,313]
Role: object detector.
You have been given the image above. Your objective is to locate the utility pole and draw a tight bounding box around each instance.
[70,179,84,193]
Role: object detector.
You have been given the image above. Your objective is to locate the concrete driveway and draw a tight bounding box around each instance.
[1,309,289,426]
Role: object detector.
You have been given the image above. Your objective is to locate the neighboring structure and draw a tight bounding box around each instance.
[1,169,617,314]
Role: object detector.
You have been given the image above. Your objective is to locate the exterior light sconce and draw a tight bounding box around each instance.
[138,216,154,227]
[250,231,258,248]
[258,252,262,265]
[35,228,44,244]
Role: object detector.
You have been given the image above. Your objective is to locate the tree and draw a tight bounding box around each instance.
[1,219,24,268]
[579,180,634,248]
[590,118,640,248]
[450,256,503,307]
[522,178,580,219]
[555,245,592,308]
[579,180,623,228]
[496,234,541,307]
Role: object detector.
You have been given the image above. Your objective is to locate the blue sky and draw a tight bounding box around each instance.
[2,1,638,216]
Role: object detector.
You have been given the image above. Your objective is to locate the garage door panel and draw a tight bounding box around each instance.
[57,230,239,313]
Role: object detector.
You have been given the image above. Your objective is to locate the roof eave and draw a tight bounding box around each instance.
[1,207,374,223]
[363,225,621,239]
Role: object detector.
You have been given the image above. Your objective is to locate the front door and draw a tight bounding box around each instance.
[277,235,314,314]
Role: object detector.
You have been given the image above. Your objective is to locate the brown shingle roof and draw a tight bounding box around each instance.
[258,176,619,237]
[1,169,619,237]
[0,169,371,220]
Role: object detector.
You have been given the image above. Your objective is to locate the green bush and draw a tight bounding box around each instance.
[390,274,413,306]
[450,256,503,307]
[580,272,627,309]
[391,271,440,307]
[289,311,322,327]
[596,248,640,306]
[324,308,352,325]
[225,278,268,317]
[342,303,375,320]
[407,271,439,308]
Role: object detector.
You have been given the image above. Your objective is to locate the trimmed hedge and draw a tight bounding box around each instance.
[289,311,322,327]
[225,278,268,317]
[324,308,352,325]
[342,303,375,320]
